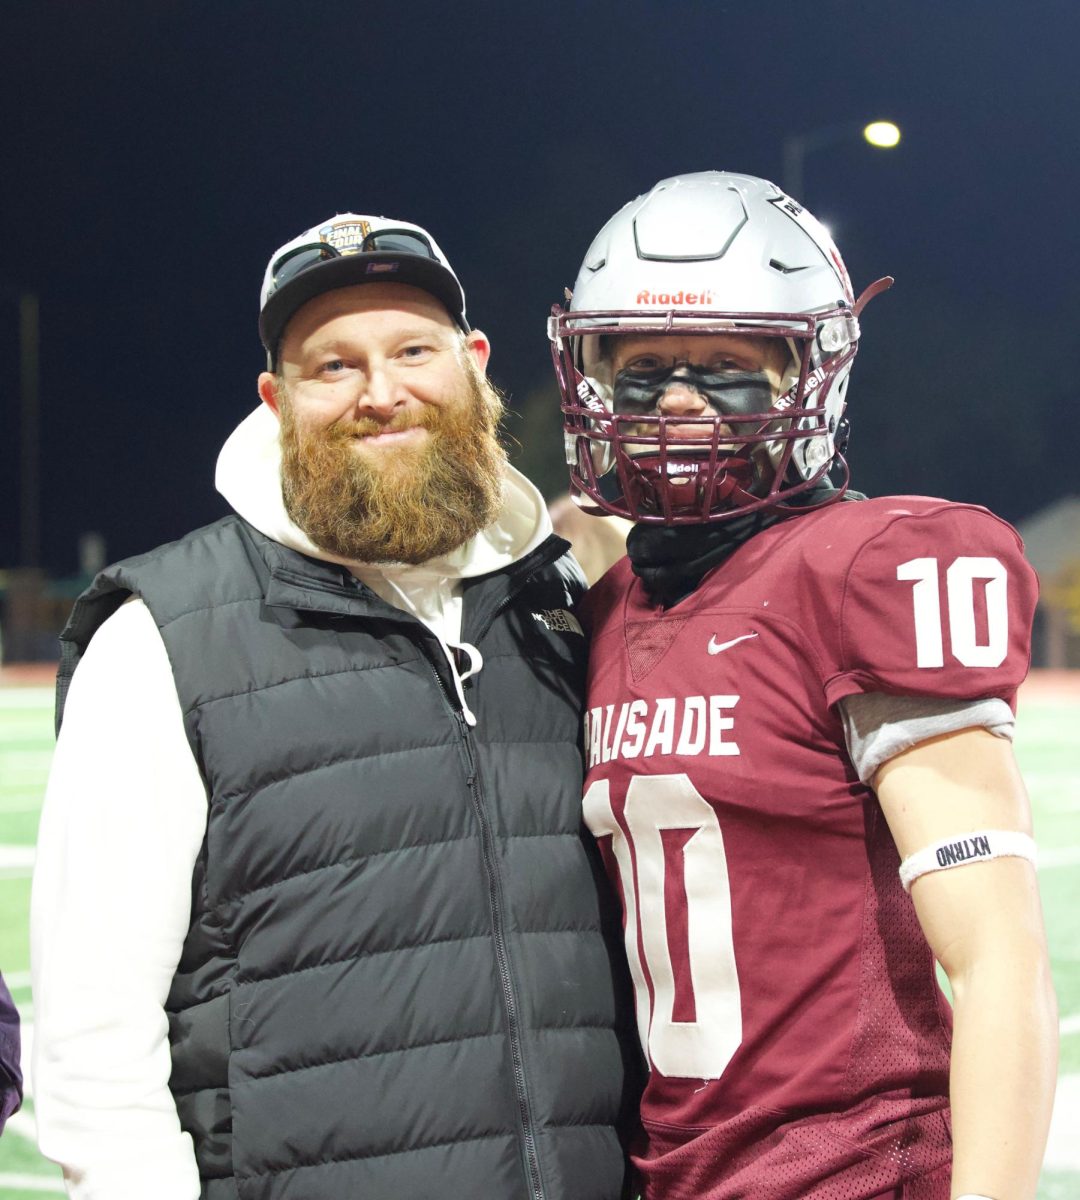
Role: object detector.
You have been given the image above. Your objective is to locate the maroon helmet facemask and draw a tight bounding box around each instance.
[550,307,862,525]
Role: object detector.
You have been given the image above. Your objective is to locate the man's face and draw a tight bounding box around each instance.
[606,331,790,450]
[257,283,506,564]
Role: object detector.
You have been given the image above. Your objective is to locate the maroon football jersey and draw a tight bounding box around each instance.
[580,497,1037,1200]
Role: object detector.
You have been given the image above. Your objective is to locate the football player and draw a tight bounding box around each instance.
[549,172,1058,1200]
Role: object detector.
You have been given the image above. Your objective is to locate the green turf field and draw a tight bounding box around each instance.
[0,683,1077,1198]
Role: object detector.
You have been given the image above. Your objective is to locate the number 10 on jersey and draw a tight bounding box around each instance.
[584,773,742,1080]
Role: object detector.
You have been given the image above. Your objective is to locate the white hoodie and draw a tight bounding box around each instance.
[30,406,554,1200]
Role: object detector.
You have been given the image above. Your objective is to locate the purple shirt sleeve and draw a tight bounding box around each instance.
[0,972,22,1127]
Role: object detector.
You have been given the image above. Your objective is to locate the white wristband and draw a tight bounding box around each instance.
[899,830,1037,892]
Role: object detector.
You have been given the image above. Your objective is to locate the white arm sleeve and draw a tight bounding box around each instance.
[30,598,208,1200]
[838,691,1015,785]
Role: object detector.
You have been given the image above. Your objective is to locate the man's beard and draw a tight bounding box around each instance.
[278,364,507,565]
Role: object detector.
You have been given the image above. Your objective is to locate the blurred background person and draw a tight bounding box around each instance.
[0,971,22,1134]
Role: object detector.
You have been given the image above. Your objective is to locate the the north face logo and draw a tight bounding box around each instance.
[533,609,584,636]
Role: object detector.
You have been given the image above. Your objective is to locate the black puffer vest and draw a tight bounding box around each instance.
[57,516,637,1200]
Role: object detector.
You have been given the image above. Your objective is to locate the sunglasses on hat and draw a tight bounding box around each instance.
[266,228,439,300]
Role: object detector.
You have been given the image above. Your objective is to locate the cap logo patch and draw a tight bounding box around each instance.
[365,262,400,274]
[319,219,372,254]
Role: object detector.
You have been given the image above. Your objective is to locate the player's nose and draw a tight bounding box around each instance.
[657,380,710,416]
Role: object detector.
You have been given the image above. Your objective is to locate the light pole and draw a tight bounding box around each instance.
[782,120,901,203]
[1,286,41,567]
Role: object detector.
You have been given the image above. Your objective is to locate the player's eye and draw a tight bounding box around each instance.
[705,356,744,372]
[320,358,347,375]
[624,355,664,373]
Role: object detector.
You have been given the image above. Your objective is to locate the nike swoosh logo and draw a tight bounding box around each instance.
[707,632,758,655]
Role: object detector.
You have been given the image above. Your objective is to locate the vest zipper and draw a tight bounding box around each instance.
[452,706,546,1200]
[422,645,547,1200]
[331,541,569,1200]
[447,534,571,1200]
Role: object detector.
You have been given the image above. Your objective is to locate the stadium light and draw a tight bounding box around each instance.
[782,119,902,202]
[863,121,901,148]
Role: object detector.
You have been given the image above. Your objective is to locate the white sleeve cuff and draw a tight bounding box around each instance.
[60,1138,202,1200]
[839,692,1014,784]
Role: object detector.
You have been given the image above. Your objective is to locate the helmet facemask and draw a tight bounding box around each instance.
[550,308,859,525]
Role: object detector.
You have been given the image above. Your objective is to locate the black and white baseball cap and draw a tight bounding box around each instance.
[258,213,469,365]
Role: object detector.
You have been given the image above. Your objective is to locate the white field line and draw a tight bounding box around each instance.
[0,1174,64,1194]
[2,1108,37,1144]
[0,687,53,708]
[0,753,56,776]
[1042,797,1080,814]
[0,796,45,814]
[0,842,35,878]
[4,971,31,991]
[0,845,34,869]
[1039,845,1080,869]
[1045,1073,1080,1171]
[1061,1012,1080,1037]
[1023,775,1080,810]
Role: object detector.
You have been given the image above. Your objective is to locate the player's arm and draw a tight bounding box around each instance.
[874,727,1057,1200]
[31,599,206,1200]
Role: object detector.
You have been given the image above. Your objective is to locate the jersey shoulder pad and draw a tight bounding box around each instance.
[797,497,1037,707]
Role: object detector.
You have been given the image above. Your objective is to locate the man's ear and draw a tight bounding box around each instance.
[257,372,284,419]
[464,330,492,375]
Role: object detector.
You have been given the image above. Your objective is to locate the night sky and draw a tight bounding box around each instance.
[3,0,1078,576]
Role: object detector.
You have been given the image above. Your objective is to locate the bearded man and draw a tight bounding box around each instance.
[31,213,638,1200]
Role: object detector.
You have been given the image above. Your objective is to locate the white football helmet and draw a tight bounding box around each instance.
[548,171,891,523]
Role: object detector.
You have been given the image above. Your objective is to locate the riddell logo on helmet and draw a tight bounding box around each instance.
[635,289,715,307]
[576,378,608,414]
[774,365,827,411]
